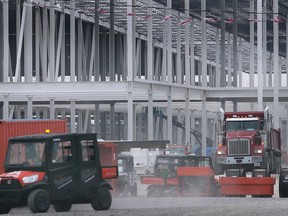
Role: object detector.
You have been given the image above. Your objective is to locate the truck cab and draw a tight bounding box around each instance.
[0,133,118,214]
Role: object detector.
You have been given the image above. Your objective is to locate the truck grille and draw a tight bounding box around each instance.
[228,139,250,156]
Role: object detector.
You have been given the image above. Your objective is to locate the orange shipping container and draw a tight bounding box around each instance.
[0,119,67,174]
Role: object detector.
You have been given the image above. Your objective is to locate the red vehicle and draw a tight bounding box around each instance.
[215,107,281,177]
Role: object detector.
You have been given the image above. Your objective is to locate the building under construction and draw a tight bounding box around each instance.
[1,0,288,154]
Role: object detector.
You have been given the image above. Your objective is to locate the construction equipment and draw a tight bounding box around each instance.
[0,133,118,214]
[117,154,137,196]
[215,107,280,197]
[140,154,220,197]
[215,107,281,176]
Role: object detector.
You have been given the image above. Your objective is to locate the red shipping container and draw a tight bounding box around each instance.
[0,119,67,174]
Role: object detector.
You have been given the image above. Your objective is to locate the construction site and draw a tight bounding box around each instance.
[2,0,288,215]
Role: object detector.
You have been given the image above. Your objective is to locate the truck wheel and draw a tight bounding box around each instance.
[53,201,72,212]
[279,168,288,198]
[27,189,51,213]
[91,187,112,211]
[0,204,11,214]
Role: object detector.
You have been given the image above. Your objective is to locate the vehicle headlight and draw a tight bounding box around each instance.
[254,149,262,154]
[217,150,225,155]
[22,175,39,184]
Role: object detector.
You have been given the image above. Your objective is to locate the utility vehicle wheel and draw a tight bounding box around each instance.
[130,183,137,196]
[53,201,72,212]
[0,204,11,214]
[91,187,112,211]
[27,189,51,213]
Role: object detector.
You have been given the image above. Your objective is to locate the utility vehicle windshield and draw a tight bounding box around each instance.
[5,141,45,167]
[154,157,181,178]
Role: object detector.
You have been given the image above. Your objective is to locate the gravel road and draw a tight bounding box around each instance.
[6,174,288,216]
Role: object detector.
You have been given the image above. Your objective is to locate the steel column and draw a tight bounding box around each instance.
[167,87,173,143]
[257,0,263,110]
[70,100,76,133]
[109,0,115,81]
[2,1,8,82]
[147,0,153,81]
[249,0,255,87]
[49,0,55,82]
[273,0,279,128]
[70,0,76,81]
[201,95,207,156]
[148,87,153,140]
[27,96,33,119]
[232,0,238,88]
[185,0,190,86]
[185,90,190,146]
[201,0,207,87]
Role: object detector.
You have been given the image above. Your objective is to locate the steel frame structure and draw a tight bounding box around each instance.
[1,0,288,154]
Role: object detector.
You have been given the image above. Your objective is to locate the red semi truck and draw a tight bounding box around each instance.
[215,107,281,177]
[0,119,67,174]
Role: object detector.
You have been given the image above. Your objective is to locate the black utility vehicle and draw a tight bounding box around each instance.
[117,154,137,196]
[0,133,118,214]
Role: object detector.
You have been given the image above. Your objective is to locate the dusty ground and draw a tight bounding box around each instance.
[7,174,288,216]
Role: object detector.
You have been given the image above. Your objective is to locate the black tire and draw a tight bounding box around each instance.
[53,201,72,212]
[91,187,112,211]
[0,204,11,214]
[279,168,288,198]
[27,189,51,213]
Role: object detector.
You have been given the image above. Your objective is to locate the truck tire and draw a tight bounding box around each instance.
[27,189,51,213]
[53,201,72,212]
[0,204,11,214]
[91,187,112,211]
[279,168,288,198]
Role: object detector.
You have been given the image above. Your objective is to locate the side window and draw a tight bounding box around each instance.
[52,141,72,163]
[81,140,95,162]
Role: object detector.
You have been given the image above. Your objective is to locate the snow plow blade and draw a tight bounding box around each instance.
[219,177,276,196]
[140,176,178,185]
[177,167,219,197]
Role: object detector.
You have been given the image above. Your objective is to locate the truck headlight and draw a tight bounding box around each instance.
[22,175,39,184]
[254,149,262,154]
[217,150,225,155]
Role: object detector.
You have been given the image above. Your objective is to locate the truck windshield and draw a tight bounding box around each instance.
[226,120,258,131]
[5,141,46,167]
